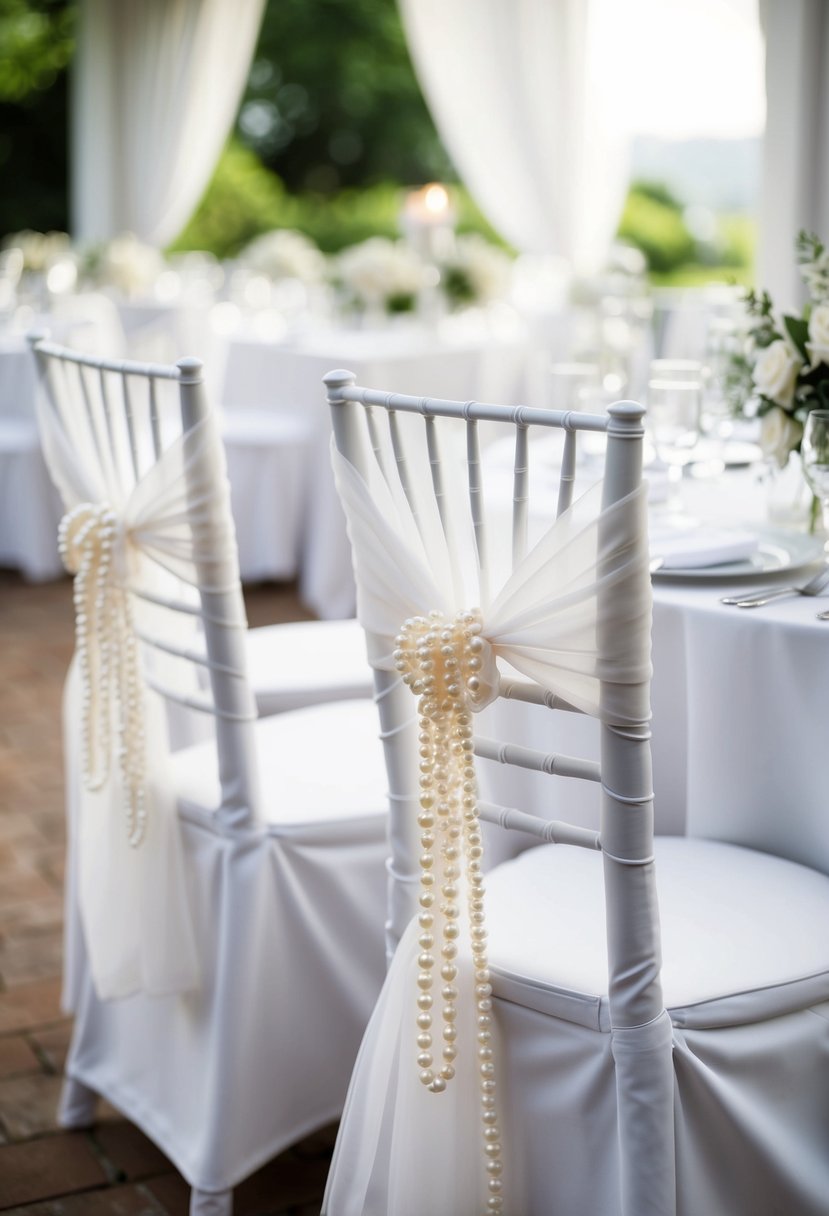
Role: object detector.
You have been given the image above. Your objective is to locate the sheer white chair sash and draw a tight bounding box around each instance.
[39,399,247,1000]
[326,443,652,1215]
[331,443,652,723]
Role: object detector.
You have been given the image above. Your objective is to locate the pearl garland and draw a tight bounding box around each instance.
[59,502,147,848]
[394,609,505,1214]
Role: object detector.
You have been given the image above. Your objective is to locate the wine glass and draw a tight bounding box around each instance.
[800,410,829,545]
[647,360,702,466]
[701,316,738,447]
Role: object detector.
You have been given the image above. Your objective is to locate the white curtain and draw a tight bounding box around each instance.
[71,0,266,247]
[759,0,829,310]
[398,0,627,270]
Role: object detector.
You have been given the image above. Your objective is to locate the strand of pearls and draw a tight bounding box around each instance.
[394,609,504,1214]
[59,502,147,847]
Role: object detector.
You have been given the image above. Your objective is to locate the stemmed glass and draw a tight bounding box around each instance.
[800,410,829,548]
[701,316,738,449]
[646,360,702,467]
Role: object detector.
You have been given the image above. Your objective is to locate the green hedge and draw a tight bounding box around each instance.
[173,147,755,286]
[171,141,504,258]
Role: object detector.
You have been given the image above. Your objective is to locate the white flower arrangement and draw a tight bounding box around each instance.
[82,233,166,298]
[334,237,431,315]
[3,229,72,273]
[239,228,326,283]
[437,234,512,310]
[727,232,829,470]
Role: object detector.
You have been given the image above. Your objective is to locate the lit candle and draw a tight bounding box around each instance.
[404,183,453,226]
[402,184,456,260]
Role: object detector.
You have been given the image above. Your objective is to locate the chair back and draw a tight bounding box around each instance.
[29,334,260,828]
[326,369,669,1215]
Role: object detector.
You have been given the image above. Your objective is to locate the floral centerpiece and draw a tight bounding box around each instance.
[3,229,72,273]
[334,237,432,317]
[437,234,512,311]
[728,232,829,475]
[80,233,165,298]
[238,228,326,283]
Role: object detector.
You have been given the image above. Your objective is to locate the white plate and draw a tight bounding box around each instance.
[651,527,825,581]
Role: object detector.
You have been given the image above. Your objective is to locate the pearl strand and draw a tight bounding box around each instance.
[59,502,147,848]
[394,609,505,1214]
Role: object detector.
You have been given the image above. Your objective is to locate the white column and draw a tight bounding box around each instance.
[759,0,829,309]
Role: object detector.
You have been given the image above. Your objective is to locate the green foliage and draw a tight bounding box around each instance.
[0,0,73,236]
[627,178,683,211]
[796,229,824,266]
[237,0,451,193]
[618,181,755,284]
[0,0,74,102]
[169,142,292,259]
[172,140,505,259]
[617,188,694,274]
[743,287,778,347]
[783,313,809,361]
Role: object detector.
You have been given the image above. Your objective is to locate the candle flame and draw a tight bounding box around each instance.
[423,184,449,215]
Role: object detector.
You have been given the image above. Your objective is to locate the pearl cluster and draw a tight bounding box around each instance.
[59,502,147,848]
[394,609,505,1213]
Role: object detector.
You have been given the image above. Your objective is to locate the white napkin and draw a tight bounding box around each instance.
[650,521,759,569]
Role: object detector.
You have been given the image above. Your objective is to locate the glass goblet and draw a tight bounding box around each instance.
[801,410,829,545]
[646,371,702,467]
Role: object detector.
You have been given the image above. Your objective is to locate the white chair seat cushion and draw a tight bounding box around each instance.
[486,836,829,1026]
[172,698,387,834]
[246,618,372,715]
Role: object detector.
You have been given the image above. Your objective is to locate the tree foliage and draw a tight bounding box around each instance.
[173,139,502,259]
[237,0,452,192]
[0,0,74,102]
[0,0,74,235]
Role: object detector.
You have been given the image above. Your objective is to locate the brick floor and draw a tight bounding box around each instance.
[0,571,334,1215]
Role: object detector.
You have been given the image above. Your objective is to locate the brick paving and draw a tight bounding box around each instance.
[0,571,333,1214]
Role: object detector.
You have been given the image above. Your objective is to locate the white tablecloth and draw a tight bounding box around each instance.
[0,337,64,579]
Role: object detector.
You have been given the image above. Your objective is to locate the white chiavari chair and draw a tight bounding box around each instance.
[28,338,390,1216]
[321,369,829,1216]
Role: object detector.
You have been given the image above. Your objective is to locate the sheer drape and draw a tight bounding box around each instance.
[398,0,627,269]
[758,0,829,309]
[71,0,265,246]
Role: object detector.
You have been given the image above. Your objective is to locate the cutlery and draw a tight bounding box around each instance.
[817,609,829,620]
[720,564,829,608]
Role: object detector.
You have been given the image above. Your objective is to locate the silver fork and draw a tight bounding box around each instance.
[720,563,829,608]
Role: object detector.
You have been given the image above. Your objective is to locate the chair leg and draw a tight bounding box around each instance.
[190,1188,233,1216]
[57,1075,98,1128]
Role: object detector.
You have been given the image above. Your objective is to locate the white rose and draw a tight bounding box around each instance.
[760,408,803,469]
[752,339,801,409]
[807,303,829,366]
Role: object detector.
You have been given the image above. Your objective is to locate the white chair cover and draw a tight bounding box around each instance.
[323,400,829,1216]
[33,347,391,1207]
[323,434,655,1214]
